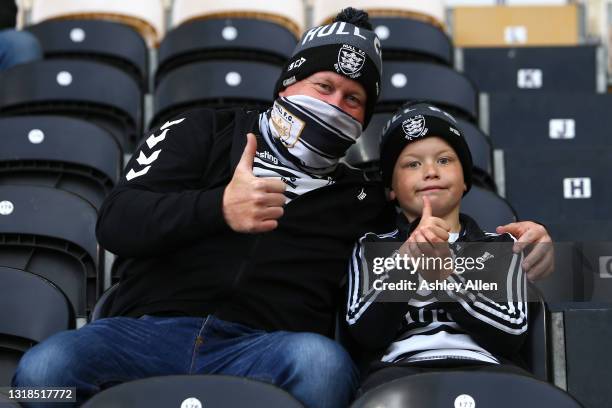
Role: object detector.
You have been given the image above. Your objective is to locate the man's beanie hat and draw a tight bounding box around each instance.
[380,102,473,193]
[273,8,383,128]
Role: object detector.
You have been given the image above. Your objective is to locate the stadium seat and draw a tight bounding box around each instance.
[461,185,516,233]
[170,0,305,39]
[561,305,612,408]
[0,266,74,386]
[488,93,612,149]
[152,60,280,129]
[502,148,612,226]
[369,17,453,65]
[90,283,119,322]
[452,4,580,47]
[0,59,142,151]
[461,46,598,93]
[156,18,296,85]
[379,62,478,121]
[456,119,494,191]
[26,19,148,91]
[0,115,121,210]
[350,371,583,408]
[0,185,101,318]
[81,375,305,407]
[28,0,165,47]
[312,0,446,31]
[575,241,612,302]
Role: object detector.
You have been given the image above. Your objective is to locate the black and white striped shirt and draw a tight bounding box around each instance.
[346,213,528,365]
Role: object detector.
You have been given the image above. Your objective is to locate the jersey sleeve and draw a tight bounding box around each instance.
[96,110,229,257]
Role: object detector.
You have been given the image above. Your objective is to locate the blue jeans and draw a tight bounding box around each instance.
[12,315,359,408]
[0,29,42,71]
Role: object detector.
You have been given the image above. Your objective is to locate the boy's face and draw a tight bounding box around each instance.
[389,137,466,220]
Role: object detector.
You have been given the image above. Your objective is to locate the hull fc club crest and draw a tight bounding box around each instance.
[402,115,428,140]
[335,44,365,78]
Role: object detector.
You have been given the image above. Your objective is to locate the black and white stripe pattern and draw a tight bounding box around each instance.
[346,224,528,365]
[254,113,336,203]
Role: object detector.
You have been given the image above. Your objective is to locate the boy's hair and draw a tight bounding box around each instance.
[379,102,473,193]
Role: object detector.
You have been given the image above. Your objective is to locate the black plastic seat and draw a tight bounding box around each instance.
[157,18,296,85]
[456,119,494,191]
[488,93,612,150]
[90,282,120,322]
[351,371,582,408]
[0,59,142,151]
[503,148,612,225]
[81,375,304,407]
[0,115,121,209]
[0,266,74,386]
[461,186,517,233]
[26,19,148,91]
[462,45,598,93]
[152,60,280,129]
[379,61,478,121]
[370,17,452,65]
[0,185,101,318]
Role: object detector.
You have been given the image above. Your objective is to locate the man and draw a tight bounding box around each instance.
[13,8,552,408]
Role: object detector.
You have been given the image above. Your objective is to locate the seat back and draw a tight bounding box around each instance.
[0,185,100,317]
[379,61,478,121]
[90,283,120,322]
[29,0,165,47]
[26,19,148,90]
[152,60,279,128]
[0,59,142,151]
[369,17,453,65]
[461,186,517,233]
[312,0,446,31]
[157,18,296,84]
[350,371,583,408]
[462,45,598,93]
[171,0,305,38]
[0,266,74,386]
[81,375,305,407]
[0,115,121,209]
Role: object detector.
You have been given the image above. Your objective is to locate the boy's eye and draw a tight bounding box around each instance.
[438,157,450,165]
[405,161,420,169]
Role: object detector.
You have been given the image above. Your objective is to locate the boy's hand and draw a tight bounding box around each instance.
[400,196,453,282]
[222,133,286,233]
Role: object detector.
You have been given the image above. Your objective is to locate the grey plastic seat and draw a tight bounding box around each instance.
[351,371,583,408]
[370,17,453,65]
[81,375,304,407]
[152,60,279,129]
[0,185,101,318]
[157,18,296,84]
[462,45,598,93]
[0,115,121,209]
[0,266,74,386]
[0,59,142,151]
[379,61,478,122]
[26,19,148,90]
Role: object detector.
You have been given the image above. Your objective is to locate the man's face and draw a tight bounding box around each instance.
[390,137,466,221]
[279,71,367,125]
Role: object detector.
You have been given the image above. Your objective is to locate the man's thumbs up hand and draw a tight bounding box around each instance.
[222,133,287,233]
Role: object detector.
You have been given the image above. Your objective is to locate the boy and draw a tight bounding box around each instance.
[345,102,530,392]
